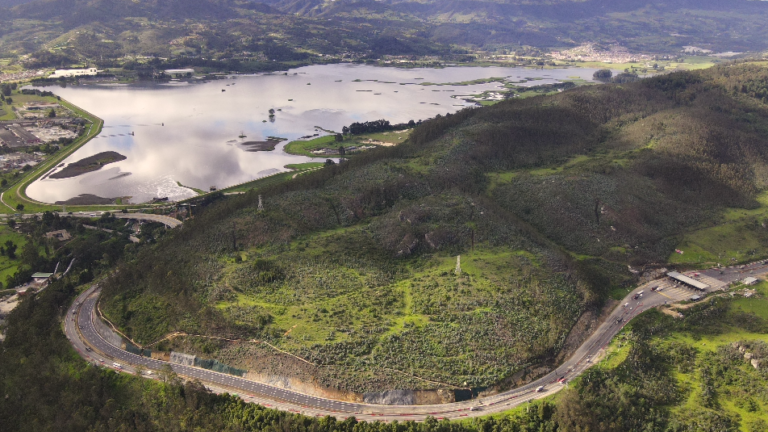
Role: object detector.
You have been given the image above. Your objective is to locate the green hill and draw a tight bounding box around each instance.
[2,0,768,71]
[100,61,768,394]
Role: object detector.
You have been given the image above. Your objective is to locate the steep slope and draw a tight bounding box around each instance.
[100,62,768,394]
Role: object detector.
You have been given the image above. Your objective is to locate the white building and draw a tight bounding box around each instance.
[165,68,195,75]
[49,68,99,78]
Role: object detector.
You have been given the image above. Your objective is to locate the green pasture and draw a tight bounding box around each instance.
[284,135,338,157]
[669,192,768,266]
[0,225,26,286]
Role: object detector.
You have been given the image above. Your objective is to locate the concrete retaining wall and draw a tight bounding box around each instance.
[92,309,123,347]
[363,390,416,405]
[170,351,196,366]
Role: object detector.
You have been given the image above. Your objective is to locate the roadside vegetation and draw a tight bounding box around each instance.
[4,219,768,431]
[0,223,26,286]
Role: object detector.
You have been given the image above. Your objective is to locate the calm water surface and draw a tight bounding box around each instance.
[29,64,605,204]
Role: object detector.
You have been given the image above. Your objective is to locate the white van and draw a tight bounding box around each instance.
[113,363,122,369]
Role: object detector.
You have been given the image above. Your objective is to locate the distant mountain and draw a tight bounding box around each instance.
[2,0,768,68]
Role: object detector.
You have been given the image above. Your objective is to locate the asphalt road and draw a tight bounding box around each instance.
[1,210,181,228]
[64,266,768,421]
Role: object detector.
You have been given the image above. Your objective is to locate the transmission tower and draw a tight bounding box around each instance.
[257,194,264,212]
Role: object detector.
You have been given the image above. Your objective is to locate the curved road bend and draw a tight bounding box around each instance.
[0,211,182,228]
[65,279,699,422]
[70,212,182,228]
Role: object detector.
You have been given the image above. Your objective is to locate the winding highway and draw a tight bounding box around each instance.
[63,269,744,422]
[1,210,182,228]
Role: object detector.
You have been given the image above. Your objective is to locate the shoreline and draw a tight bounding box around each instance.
[0,96,145,213]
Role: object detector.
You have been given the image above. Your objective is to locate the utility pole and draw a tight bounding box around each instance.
[455,255,461,276]
[232,222,237,250]
[258,194,264,212]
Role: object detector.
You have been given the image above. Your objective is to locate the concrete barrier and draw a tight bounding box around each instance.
[92,309,123,347]
[170,351,196,366]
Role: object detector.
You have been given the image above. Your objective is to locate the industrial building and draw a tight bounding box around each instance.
[0,128,23,147]
[49,68,99,78]
[667,271,709,291]
[743,277,759,286]
[8,125,41,146]
[0,123,44,148]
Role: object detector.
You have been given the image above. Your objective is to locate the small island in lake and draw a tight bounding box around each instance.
[238,138,283,152]
[50,151,127,179]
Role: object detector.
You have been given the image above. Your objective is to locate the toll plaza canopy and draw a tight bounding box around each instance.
[667,271,709,290]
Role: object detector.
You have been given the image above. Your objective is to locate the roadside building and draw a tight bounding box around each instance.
[165,68,195,75]
[45,229,72,242]
[743,277,759,286]
[667,271,709,291]
[31,272,54,286]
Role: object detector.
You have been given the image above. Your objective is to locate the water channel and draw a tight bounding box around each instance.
[28,64,608,204]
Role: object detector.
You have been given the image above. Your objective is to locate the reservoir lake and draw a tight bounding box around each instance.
[29,64,607,204]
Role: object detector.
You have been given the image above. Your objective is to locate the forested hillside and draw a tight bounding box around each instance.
[1,0,768,70]
[99,61,768,395]
[4,215,768,430]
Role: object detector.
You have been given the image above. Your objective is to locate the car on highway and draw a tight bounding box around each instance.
[536,386,545,392]
[85,347,92,352]
[469,406,482,411]
[633,294,640,300]
[113,363,122,369]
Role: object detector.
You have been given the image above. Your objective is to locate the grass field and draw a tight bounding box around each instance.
[571,56,718,73]
[284,135,338,157]
[350,130,411,145]
[0,225,26,286]
[669,191,768,266]
[217,163,325,194]
[284,131,411,157]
